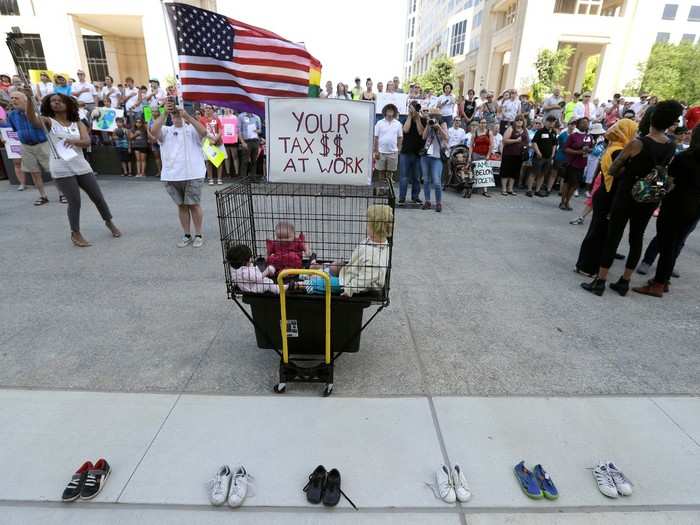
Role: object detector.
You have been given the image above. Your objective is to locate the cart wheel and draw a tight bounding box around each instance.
[273,383,287,394]
[322,384,334,397]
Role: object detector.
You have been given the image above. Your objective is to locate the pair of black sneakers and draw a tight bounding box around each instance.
[303,465,357,510]
[61,459,111,502]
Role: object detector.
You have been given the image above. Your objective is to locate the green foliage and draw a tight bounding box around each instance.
[638,43,700,103]
[411,55,455,93]
[534,46,575,93]
[581,55,599,93]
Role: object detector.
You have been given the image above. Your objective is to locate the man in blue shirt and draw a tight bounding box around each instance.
[8,91,57,205]
[237,112,262,179]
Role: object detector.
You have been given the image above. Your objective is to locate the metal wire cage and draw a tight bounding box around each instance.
[216,180,395,304]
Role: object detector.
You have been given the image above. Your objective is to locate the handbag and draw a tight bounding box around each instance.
[631,165,670,203]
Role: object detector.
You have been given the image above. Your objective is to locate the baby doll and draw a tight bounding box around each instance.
[227,244,286,294]
[266,222,309,274]
[299,204,393,297]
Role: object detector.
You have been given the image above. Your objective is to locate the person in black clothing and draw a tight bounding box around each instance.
[582,100,683,297]
[397,100,425,205]
[463,89,477,123]
[575,118,638,276]
[527,115,558,197]
[633,125,700,297]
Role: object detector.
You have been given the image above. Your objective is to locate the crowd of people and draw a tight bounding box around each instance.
[1,69,699,298]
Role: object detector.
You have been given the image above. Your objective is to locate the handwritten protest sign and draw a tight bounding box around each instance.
[92,108,124,132]
[472,160,496,188]
[1,129,22,159]
[266,98,373,185]
[28,69,53,84]
[376,92,409,115]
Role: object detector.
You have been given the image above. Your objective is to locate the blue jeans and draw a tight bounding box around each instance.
[421,156,443,203]
[399,153,422,201]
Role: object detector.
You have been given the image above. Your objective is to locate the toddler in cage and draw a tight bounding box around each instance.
[297,205,393,297]
[227,244,287,294]
[266,221,310,274]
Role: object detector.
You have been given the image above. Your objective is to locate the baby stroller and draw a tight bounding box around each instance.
[444,145,476,198]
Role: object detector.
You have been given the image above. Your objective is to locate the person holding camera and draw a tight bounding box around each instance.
[398,100,426,205]
[150,99,208,248]
[420,110,449,212]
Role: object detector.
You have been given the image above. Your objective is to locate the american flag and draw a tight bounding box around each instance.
[166,3,319,116]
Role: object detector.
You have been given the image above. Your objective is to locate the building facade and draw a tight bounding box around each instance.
[0,0,216,85]
[403,0,700,98]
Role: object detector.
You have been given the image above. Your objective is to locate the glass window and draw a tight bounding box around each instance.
[662,4,678,19]
[656,32,671,43]
[6,33,46,79]
[83,35,109,82]
[681,33,696,43]
[689,5,700,21]
[0,0,20,15]
[474,10,482,27]
[450,20,467,56]
[464,0,473,7]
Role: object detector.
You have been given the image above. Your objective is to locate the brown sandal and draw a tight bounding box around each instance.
[71,232,91,247]
[105,221,122,238]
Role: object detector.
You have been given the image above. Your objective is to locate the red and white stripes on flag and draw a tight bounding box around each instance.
[166,3,318,115]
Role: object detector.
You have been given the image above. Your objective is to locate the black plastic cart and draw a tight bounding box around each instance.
[216,180,394,396]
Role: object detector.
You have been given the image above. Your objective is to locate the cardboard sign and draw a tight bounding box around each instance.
[92,108,124,132]
[472,160,496,188]
[0,129,22,159]
[266,97,374,185]
[202,138,227,167]
[28,69,53,84]
[375,92,409,115]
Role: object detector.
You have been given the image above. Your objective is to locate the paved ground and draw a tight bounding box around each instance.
[1,176,699,396]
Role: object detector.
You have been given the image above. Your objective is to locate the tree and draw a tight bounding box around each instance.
[638,42,700,103]
[581,55,599,93]
[411,55,455,93]
[533,46,575,99]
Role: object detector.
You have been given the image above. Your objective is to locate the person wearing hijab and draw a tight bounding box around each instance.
[574,118,638,276]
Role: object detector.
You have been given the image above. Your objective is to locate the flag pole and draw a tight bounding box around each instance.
[159,0,181,100]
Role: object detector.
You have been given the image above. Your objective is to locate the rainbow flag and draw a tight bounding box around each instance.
[308,58,322,97]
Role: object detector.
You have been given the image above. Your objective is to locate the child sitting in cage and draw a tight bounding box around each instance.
[266,222,310,274]
[296,204,393,297]
[227,244,287,294]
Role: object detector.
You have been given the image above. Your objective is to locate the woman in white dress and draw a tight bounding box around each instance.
[26,92,121,246]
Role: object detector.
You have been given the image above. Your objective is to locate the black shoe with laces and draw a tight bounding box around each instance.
[62,461,93,502]
[80,458,111,500]
[581,278,606,296]
[303,465,326,504]
[322,468,342,507]
[609,277,630,297]
[412,197,423,204]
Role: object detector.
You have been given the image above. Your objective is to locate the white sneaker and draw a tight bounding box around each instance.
[228,465,252,507]
[176,235,193,248]
[574,189,580,197]
[593,462,618,498]
[192,235,204,248]
[452,465,472,502]
[17,184,25,191]
[436,465,456,503]
[607,461,633,496]
[208,465,232,506]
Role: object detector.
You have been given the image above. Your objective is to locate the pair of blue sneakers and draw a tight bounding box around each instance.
[513,461,559,500]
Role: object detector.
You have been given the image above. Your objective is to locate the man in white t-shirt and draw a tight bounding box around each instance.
[72,70,98,111]
[447,117,466,148]
[146,79,166,110]
[150,100,208,248]
[373,103,403,183]
[122,77,139,114]
[100,75,120,108]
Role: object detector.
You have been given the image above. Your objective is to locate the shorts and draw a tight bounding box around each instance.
[563,165,584,187]
[164,179,204,205]
[553,158,567,176]
[116,148,131,163]
[376,152,399,171]
[532,157,552,175]
[132,146,149,154]
[20,142,50,173]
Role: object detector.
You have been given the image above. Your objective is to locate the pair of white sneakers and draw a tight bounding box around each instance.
[593,461,633,498]
[208,465,253,507]
[432,465,472,504]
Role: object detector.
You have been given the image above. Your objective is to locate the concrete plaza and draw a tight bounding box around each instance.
[1,177,698,524]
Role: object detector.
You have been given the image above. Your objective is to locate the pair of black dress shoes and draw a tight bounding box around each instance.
[303,465,357,509]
